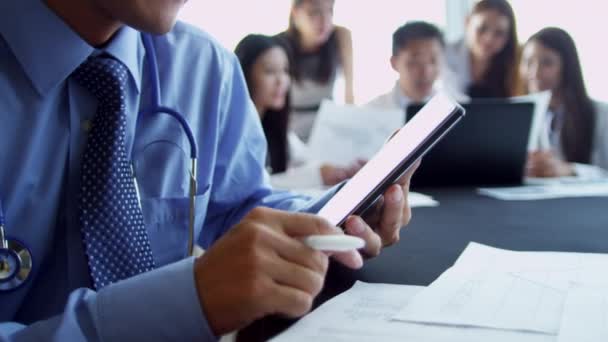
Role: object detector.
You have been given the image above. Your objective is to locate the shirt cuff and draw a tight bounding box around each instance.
[97,257,217,341]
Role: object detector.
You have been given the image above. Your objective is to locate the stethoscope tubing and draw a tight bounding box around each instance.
[0,33,199,291]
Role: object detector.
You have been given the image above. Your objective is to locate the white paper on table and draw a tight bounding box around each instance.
[557,286,608,342]
[292,189,439,208]
[408,192,439,207]
[478,181,608,200]
[307,100,404,166]
[393,243,608,335]
[450,243,608,289]
[272,281,552,342]
[525,176,608,186]
[392,268,566,334]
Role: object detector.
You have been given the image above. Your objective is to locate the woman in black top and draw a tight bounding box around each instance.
[235,34,362,187]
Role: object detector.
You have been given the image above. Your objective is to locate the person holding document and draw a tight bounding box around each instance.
[521,27,608,178]
[234,34,364,189]
[0,0,417,340]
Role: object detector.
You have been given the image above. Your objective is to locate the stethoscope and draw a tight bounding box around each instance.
[0,33,198,292]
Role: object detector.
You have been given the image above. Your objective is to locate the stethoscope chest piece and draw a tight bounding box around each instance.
[0,238,33,291]
[0,34,198,294]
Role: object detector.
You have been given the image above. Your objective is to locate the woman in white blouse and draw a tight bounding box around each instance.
[521,27,608,178]
[234,34,363,190]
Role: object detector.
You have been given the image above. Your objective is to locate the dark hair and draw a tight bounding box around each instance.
[468,0,521,98]
[278,0,339,83]
[234,34,290,173]
[392,21,445,56]
[527,27,596,164]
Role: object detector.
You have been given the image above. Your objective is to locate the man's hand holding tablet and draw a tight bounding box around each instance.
[318,92,465,258]
[196,93,463,334]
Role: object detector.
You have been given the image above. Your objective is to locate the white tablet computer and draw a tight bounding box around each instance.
[317,92,465,227]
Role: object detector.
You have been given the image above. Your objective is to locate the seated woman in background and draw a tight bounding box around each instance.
[277,0,354,142]
[521,27,608,178]
[234,34,363,189]
[444,0,520,98]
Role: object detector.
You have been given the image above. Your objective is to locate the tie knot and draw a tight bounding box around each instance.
[73,56,129,103]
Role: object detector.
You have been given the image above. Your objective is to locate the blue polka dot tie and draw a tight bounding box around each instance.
[74,56,156,289]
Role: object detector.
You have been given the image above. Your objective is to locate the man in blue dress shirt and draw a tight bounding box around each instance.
[0,0,417,340]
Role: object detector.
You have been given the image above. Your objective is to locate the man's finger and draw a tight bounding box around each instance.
[330,250,364,269]
[262,282,315,318]
[266,255,326,297]
[261,226,330,274]
[249,207,339,237]
[377,185,404,246]
[344,216,382,258]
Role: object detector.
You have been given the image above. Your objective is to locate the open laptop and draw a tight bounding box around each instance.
[406,99,535,188]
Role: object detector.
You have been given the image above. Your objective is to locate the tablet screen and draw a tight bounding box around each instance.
[318,93,463,226]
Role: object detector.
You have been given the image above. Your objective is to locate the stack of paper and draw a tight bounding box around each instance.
[275,243,608,341]
[294,188,439,208]
[405,192,439,207]
[272,281,551,342]
[557,286,608,341]
[393,243,608,341]
[478,181,608,200]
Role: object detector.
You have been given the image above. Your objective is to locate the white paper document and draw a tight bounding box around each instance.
[393,268,565,334]
[478,181,608,200]
[272,281,552,342]
[524,176,607,186]
[393,243,608,335]
[408,192,439,207]
[452,243,608,278]
[307,100,404,166]
[557,286,608,342]
[512,90,552,151]
[294,189,439,208]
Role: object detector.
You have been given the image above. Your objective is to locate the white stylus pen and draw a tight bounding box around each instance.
[303,235,365,252]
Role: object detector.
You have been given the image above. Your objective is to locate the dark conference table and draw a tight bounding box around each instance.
[239,187,608,341]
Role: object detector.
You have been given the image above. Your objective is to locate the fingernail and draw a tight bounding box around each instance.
[349,217,365,234]
[391,187,403,202]
[353,253,364,268]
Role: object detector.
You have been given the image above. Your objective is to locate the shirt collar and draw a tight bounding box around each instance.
[393,82,412,109]
[103,26,144,92]
[0,0,143,95]
[392,82,434,109]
